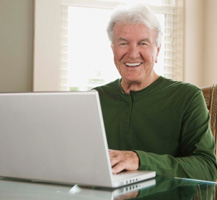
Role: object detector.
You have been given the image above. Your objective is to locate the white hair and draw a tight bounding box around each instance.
[107,4,162,47]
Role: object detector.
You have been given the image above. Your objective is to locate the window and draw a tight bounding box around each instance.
[34,0,184,91]
[61,5,119,91]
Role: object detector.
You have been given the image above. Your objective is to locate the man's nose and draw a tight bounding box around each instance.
[127,44,140,59]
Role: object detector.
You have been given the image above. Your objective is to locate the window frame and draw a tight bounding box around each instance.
[33,0,61,91]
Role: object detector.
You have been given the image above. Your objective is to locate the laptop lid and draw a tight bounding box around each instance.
[0,91,155,188]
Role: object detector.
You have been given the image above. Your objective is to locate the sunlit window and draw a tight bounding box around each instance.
[68,7,119,91]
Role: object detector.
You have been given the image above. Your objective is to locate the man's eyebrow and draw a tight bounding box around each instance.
[117,38,152,43]
[118,37,128,41]
[139,38,152,43]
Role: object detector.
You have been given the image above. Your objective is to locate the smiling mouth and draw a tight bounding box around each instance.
[125,63,142,67]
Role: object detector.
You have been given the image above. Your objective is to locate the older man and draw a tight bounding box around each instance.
[94,4,217,181]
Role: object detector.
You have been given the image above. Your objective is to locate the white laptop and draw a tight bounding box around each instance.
[0,91,155,188]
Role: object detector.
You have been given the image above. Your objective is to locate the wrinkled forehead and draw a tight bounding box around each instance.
[112,22,158,42]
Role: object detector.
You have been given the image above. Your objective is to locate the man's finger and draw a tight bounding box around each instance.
[109,150,139,173]
[109,150,122,167]
[112,160,127,174]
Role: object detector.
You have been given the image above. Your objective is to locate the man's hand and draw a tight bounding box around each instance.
[109,149,139,174]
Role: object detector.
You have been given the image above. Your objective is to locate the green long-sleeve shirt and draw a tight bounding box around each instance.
[94,76,217,181]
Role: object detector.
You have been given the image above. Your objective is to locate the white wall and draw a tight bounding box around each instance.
[184,0,217,87]
[0,0,34,92]
[184,0,204,86]
[203,0,217,86]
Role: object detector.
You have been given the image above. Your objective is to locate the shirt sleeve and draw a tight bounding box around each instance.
[135,90,217,181]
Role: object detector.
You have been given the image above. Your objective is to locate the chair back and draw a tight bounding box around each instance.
[202,85,217,157]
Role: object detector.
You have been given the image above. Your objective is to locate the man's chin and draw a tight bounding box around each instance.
[122,78,143,86]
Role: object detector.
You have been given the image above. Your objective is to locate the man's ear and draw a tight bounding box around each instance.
[155,44,161,63]
[111,44,114,52]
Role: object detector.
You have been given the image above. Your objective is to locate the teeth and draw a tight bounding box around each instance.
[125,63,141,67]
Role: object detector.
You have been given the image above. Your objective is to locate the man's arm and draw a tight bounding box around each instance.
[109,145,217,181]
[110,90,217,181]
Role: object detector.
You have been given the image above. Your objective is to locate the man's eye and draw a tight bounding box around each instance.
[140,42,149,46]
[120,43,127,46]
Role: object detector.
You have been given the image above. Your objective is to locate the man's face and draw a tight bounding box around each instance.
[111,23,161,85]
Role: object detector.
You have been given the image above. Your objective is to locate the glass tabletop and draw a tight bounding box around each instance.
[0,176,216,200]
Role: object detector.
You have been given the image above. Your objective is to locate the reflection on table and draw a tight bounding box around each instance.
[0,176,216,199]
